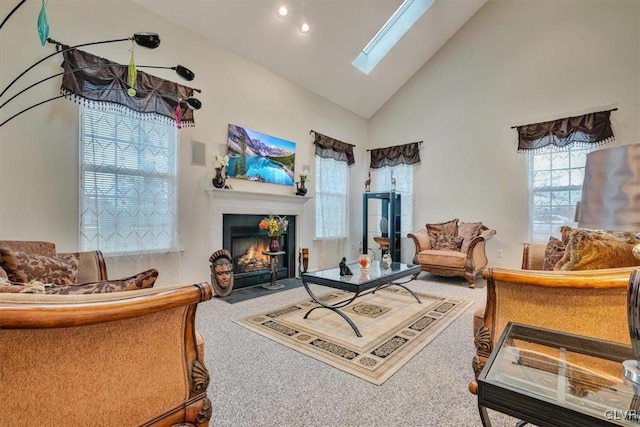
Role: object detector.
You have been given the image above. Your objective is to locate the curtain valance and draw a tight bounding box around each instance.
[515,109,615,152]
[369,141,421,169]
[61,47,196,126]
[311,130,355,166]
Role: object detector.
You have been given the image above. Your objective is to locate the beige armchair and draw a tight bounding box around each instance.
[468,258,633,395]
[407,219,496,288]
[0,240,212,426]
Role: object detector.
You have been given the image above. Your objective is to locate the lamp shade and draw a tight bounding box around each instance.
[578,143,640,232]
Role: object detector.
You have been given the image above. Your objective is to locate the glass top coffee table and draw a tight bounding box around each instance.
[478,322,639,426]
[301,261,421,337]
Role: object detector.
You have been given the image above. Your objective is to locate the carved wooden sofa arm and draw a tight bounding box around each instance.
[469,266,632,394]
[0,282,214,426]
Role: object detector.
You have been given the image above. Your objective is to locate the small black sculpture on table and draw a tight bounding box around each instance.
[339,257,352,276]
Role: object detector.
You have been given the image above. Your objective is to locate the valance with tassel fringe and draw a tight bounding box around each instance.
[61,46,197,127]
[369,141,421,169]
[311,130,355,166]
[515,109,616,152]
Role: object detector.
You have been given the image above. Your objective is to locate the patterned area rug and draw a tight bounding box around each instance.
[235,287,473,385]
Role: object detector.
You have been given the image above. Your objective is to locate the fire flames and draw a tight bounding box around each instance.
[235,239,271,272]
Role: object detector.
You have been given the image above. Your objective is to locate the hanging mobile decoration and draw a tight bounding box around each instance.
[175,102,182,129]
[37,0,49,46]
[127,41,137,96]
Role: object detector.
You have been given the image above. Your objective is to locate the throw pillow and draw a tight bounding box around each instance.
[554,229,640,271]
[458,222,483,253]
[542,236,566,271]
[46,268,159,295]
[426,218,459,248]
[559,225,573,243]
[0,265,8,281]
[433,233,464,251]
[0,249,79,286]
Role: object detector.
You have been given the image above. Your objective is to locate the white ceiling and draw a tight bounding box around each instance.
[132,0,486,119]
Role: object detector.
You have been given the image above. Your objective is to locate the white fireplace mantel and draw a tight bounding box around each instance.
[206,187,311,250]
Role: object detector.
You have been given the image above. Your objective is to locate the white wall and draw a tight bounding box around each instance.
[368,0,640,269]
[0,0,367,285]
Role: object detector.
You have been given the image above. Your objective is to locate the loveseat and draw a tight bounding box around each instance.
[468,233,636,394]
[0,240,213,426]
[407,219,496,288]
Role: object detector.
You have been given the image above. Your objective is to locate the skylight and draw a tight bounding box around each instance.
[352,0,434,75]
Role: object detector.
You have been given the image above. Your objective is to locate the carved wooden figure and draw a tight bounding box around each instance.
[209,249,234,297]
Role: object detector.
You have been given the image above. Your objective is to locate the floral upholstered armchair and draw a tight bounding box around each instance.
[407,219,496,288]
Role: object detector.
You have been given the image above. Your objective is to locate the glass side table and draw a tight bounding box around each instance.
[477,322,639,427]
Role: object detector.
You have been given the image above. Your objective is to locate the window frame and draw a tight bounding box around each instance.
[528,145,589,242]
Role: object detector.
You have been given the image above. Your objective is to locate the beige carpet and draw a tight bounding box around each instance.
[235,287,473,385]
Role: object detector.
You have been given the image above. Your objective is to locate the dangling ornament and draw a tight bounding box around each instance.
[127,44,137,96]
[37,0,49,46]
[175,103,182,129]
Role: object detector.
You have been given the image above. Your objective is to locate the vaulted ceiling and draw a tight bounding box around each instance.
[133,0,487,119]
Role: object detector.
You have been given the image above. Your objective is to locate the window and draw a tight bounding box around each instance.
[315,156,348,239]
[80,105,179,255]
[529,145,589,242]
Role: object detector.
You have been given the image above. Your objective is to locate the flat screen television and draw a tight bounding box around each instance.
[226,124,295,186]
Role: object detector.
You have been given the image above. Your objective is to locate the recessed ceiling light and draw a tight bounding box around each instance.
[299,23,310,33]
[276,6,288,18]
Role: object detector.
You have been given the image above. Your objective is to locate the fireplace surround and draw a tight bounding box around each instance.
[207,188,310,288]
[223,214,296,288]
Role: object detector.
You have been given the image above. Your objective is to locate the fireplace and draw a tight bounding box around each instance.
[223,214,296,288]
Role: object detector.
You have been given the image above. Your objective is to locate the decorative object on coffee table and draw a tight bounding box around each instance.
[209,249,234,297]
[358,253,371,271]
[381,253,392,269]
[339,257,352,276]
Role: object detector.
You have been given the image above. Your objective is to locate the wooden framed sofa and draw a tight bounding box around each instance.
[0,283,214,426]
[0,240,213,426]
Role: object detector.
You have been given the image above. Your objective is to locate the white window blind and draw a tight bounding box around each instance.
[79,105,179,255]
[529,145,588,242]
[315,156,348,239]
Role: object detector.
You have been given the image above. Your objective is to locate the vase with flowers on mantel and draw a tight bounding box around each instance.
[212,167,226,189]
[212,154,229,189]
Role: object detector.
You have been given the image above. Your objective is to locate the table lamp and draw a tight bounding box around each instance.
[577,143,640,382]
